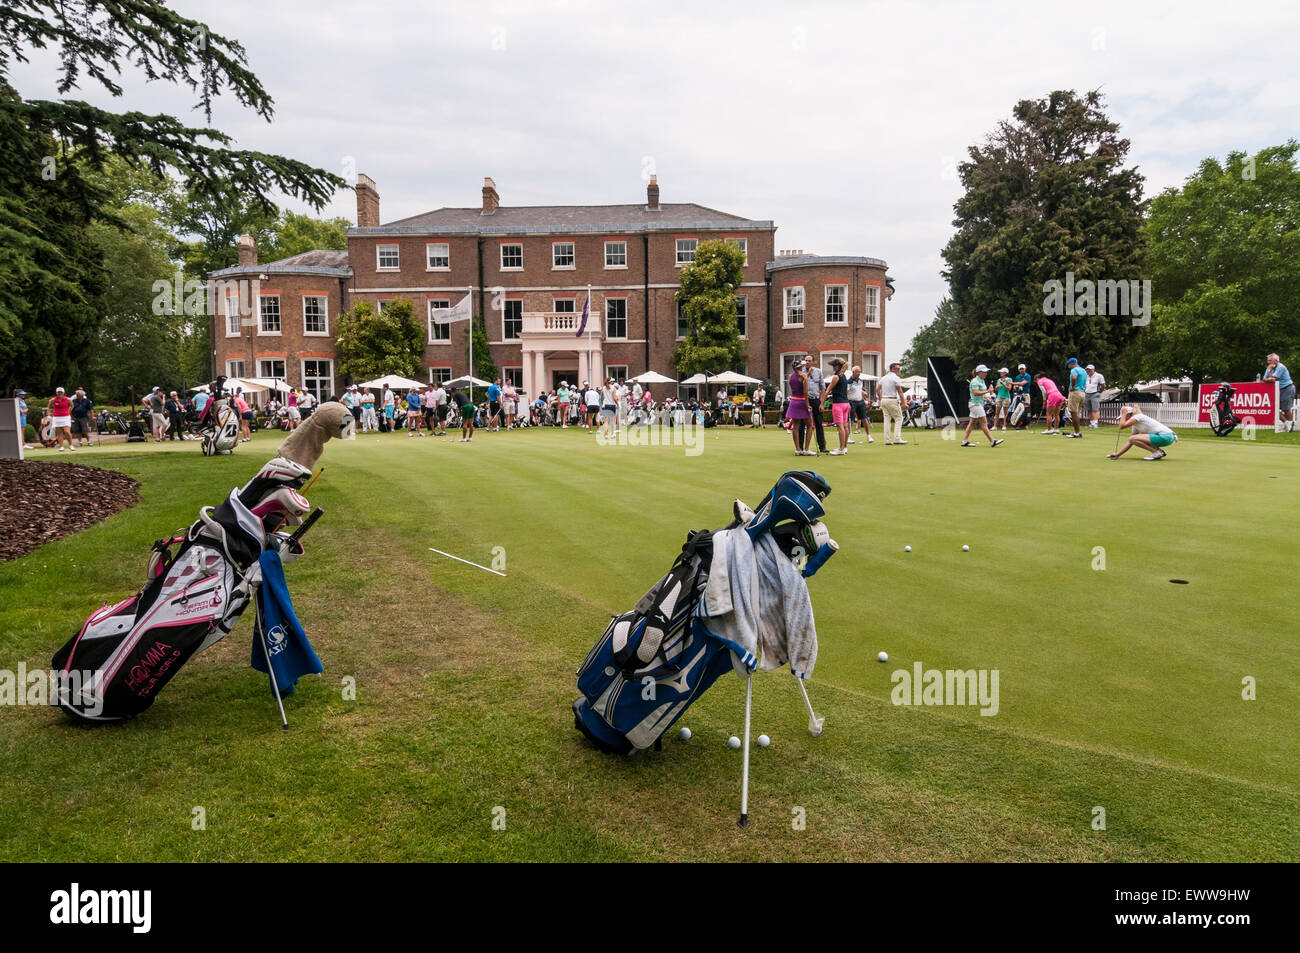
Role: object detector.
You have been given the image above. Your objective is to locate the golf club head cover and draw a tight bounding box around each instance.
[801,521,839,578]
[249,487,311,530]
[742,470,831,541]
[238,457,313,509]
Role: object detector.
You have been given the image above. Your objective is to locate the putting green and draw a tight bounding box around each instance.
[1,424,1295,861]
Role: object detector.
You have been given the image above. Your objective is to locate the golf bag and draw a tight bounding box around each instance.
[574,470,837,755]
[1009,393,1031,429]
[51,457,323,724]
[1209,382,1239,436]
[202,400,240,455]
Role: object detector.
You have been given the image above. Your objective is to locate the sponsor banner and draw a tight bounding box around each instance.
[1197,381,1278,430]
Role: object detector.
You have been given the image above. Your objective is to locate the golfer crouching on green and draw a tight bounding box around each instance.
[1108,404,1177,461]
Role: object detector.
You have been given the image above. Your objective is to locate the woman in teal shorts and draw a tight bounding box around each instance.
[1109,405,1177,461]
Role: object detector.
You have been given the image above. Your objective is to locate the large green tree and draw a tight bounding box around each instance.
[0,0,344,394]
[672,239,747,377]
[84,157,184,401]
[335,301,423,384]
[941,90,1145,379]
[1128,141,1300,384]
[900,296,958,376]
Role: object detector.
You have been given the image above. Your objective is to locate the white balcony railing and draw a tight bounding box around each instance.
[521,311,602,337]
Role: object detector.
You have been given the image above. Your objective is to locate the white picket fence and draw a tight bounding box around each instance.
[1097,402,1207,428]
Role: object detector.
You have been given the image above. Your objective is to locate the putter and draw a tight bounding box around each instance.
[797,677,824,735]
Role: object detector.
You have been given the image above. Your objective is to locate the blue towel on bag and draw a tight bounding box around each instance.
[251,549,323,694]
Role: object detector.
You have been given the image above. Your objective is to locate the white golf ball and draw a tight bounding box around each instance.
[757,734,770,747]
[878,651,889,663]
[904,545,912,552]
[962,544,970,552]
[728,736,741,749]
[678,727,691,741]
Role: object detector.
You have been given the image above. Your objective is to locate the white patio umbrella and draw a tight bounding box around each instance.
[245,376,293,393]
[445,375,492,389]
[357,374,426,391]
[707,371,763,385]
[629,370,678,384]
[221,377,268,394]
[680,373,710,385]
[900,375,928,387]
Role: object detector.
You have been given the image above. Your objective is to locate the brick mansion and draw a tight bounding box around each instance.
[208,175,893,401]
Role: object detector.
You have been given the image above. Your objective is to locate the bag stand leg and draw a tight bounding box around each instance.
[797,677,825,736]
[738,673,752,829]
[256,600,290,730]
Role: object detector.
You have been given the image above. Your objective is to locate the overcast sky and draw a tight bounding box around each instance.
[12,0,1300,356]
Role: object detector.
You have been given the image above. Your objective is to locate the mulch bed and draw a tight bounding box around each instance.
[0,459,140,561]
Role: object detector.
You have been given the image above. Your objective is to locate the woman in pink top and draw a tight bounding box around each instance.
[233,390,253,442]
[1035,373,1066,434]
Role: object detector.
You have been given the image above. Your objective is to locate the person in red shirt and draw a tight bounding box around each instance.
[47,387,73,451]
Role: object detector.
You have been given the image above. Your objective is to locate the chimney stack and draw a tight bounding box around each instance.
[646,174,660,210]
[482,176,499,214]
[237,234,257,267]
[356,174,380,227]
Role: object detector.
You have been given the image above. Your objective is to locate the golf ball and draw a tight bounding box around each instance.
[962,544,970,552]
[757,734,770,747]
[728,736,741,749]
[878,651,889,663]
[678,727,691,741]
[904,545,912,552]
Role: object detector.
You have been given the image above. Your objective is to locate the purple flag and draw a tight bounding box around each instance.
[575,292,590,337]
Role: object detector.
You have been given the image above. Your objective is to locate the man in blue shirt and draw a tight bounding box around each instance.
[487,378,503,432]
[1265,353,1294,433]
[1064,358,1087,438]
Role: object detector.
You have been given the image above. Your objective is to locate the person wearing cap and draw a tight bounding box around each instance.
[878,361,906,445]
[232,388,253,442]
[15,390,32,448]
[804,351,829,454]
[554,380,570,429]
[1084,363,1106,429]
[823,357,852,455]
[846,366,872,444]
[146,386,167,442]
[583,381,600,432]
[71,387,94,446]
[1065,358,1087,438]
[1012,363,1032,417]
[1109,404,1177,461]
[486,377,503,431]
[599,378,618,438]
[341,385,361,428]
[961,365,1004,447]
[993,368,1014,431]
[48,386,74,450]
[1034,372,1066,433]
[1263,353,1293,432]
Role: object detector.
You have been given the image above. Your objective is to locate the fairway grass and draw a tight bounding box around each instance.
[1,425,1296,861]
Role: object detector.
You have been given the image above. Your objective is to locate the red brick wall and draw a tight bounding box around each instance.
[211,275,345,390]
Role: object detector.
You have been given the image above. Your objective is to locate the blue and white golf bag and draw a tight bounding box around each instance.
[573,470,836,754]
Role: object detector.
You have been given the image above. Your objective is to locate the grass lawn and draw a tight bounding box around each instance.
[1,422,1297,861]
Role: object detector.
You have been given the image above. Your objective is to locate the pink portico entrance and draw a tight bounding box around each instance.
[520,311,604,398]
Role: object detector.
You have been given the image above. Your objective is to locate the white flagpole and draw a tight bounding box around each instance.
[587,284,593,382]
[468,285,474,404]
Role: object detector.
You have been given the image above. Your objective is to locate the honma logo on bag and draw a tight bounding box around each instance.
[49,883,151,933]
[124,641,182,696]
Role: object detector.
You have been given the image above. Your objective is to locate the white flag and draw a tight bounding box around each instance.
[430,293,472,324]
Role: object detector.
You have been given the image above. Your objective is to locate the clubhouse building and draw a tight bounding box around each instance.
[208,175,892,401]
